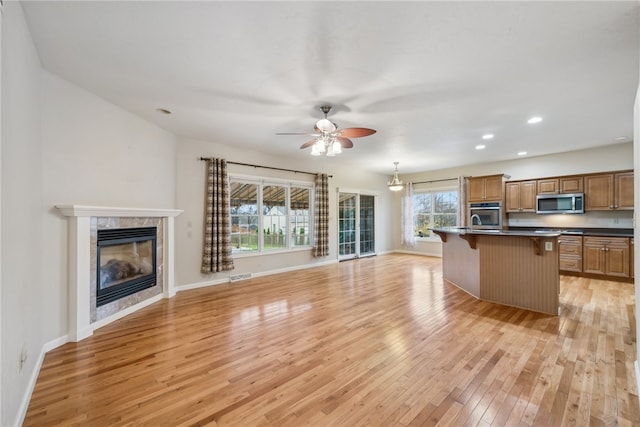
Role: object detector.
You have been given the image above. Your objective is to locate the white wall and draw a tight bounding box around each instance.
[1,2,44,425]
[40,70,177,340]
[0,3,4,424]
[396,142,634,255]
[634,64,640,403]
[175,137,394,288]
[2,3,178,425]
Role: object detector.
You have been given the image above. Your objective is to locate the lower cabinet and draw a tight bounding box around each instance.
[583,236,630,278]
[558,235,582,272]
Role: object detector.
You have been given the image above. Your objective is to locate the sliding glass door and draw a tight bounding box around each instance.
[338,192,376,260]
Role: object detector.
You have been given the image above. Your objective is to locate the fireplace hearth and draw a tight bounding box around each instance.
[97,227,157,306]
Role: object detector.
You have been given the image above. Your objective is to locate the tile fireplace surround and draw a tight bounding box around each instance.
[56,205,182,342]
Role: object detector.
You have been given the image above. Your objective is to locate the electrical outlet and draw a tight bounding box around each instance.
[19,346,27,372]
[544,241,553,251]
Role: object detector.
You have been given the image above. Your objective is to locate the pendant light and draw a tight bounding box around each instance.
[387,161,404,191]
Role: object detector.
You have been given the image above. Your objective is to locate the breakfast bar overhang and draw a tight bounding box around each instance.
[432,227,562,316]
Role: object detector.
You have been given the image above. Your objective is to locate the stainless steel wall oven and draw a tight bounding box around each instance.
[468,202,502,229]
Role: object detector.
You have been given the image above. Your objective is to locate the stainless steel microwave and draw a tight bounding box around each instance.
[536,193,584,214]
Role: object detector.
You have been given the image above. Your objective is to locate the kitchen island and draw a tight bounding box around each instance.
[432,227,561,315]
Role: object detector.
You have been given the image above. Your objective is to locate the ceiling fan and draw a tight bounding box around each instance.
[277,105,376,156]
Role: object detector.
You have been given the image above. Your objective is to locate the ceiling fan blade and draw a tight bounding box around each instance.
[300,139,317,149]
[337,137,354,148]
[338,127,377,138]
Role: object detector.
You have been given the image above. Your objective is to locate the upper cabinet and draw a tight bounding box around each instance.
[537,176,583,194]
[505,180,537,212]
[468,175,505,202]
[584,171,633,211]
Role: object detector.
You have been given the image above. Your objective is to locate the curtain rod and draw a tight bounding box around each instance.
[412,177,459,185]
[199,157,332,178]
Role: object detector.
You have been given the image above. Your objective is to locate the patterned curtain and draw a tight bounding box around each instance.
[201,158,235,273]
[313,173,330,257]
[457,176,468,227]
[401,182,415,247]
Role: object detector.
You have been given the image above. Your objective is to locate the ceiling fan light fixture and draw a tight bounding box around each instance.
[310,142,322,156]
[316,118,336,133]
[282,104,376,157]
[388,161,404,192]
[331,140,342,154]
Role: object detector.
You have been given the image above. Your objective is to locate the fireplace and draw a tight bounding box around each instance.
[56,204,182,342]
[97,227,157,306]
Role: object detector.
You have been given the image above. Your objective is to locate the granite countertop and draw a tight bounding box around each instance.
[433,227,562,237]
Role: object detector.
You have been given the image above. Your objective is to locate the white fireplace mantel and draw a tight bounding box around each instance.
[56,204,183,218]
[56,204,183,342]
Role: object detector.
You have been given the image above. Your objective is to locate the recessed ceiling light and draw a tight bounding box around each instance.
[615,136,627,141]
[482,134,494,140]
[517,151,527,156]
[156,108,172,115]
[527,116,543,124]
[475,144,486,150]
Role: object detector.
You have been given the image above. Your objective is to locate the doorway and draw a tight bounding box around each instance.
[338,192,376,260]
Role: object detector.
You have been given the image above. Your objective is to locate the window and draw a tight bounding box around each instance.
[290,187,311,247]
[230,177,313,254]
[413,189,458,238]
[230,182,259,252]
[263,185,287,250]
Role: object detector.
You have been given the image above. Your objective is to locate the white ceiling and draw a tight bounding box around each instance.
[21,1,639,174]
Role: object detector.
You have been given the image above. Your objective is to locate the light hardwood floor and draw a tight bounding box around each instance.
[24,254,639,426]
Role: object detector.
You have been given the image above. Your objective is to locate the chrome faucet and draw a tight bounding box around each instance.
[470,214,482,227]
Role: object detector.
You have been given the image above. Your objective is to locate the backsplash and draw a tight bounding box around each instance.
[507,210,633,229]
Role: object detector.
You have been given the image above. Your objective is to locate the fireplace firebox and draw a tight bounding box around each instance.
[96,227,157,306]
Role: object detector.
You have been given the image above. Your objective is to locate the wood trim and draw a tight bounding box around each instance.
[459,233,477,249]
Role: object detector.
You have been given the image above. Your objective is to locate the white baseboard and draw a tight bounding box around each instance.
[177,277,230,291]
[250,259,338,279]
[15,334,69,427]
[394,249,443,258]
[176,259,339,291]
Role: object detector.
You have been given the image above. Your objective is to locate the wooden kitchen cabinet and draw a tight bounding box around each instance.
[583,236,630,278]
[537,176,583,194]
[631,238,634,279]
[505,180,537,212]
[468,175,505,202]
[558,235,582,273]
[615,172,634,210]
[585,171,634,211]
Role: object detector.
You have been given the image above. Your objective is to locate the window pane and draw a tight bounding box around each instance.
[413,193,431,213]
[263,185,287,250]
[434,191,458,214]
[230,182,259,252]
[414,213,431,237]
[290,187,310,247]
[434,214,457,228]
[412,189,459,237]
